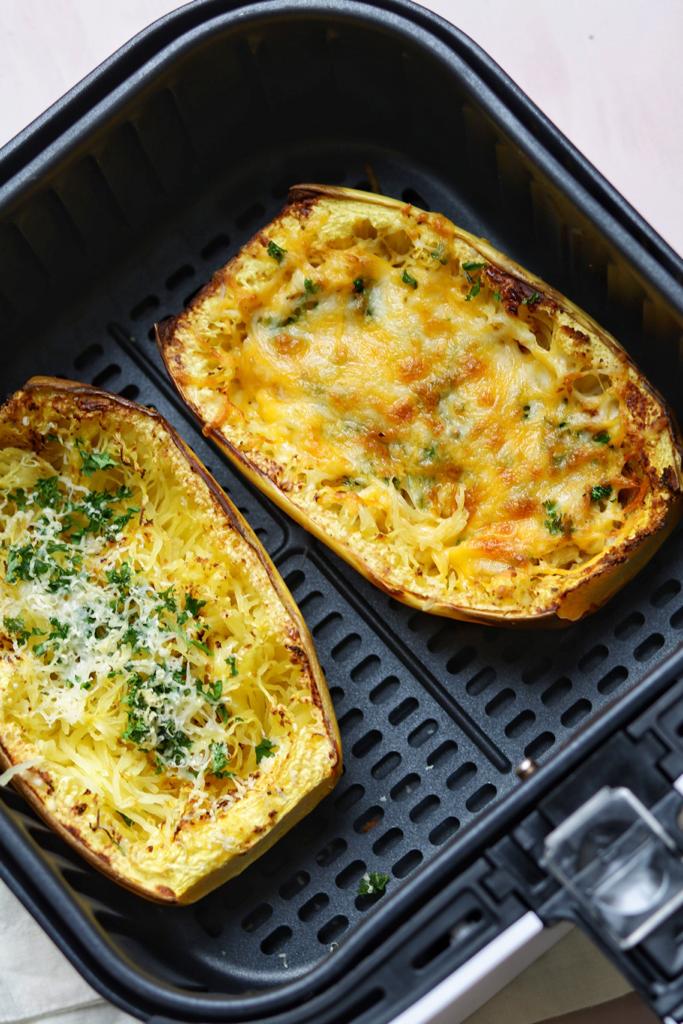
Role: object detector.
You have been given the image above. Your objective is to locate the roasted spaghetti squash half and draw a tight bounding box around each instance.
[159,186,682,624]
[0,378,340,903]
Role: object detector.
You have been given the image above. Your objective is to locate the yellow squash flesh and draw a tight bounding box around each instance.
[159,186,682,624]
[0,378,341,903]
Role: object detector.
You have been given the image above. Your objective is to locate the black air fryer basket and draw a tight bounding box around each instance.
[1,2,683,1022]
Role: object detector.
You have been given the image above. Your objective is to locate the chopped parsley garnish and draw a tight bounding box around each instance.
[184,594,206,618]
[593,431,611,445]
[401,269,418,289]
[430,243,448,264]
[522,291,541,306]
[189,637,211,655]
[7,487,28,509]
[156,586,177,613]
[543,500,564,535]
[590,484,613,503]
[34,617,69,656]
[462,261,485,272]
[34,476,62,509]
[421,445,437,463]
[353,277,365,293]
[255,737,276,764]
[493,290,501,302]
[204,679,223,702]
[76,442,118,476]
[210,741,233,779]
[358,872,389,897]
[106,562,132,590]
[226,654,238,677]
[3,615,43,647]
[118,812,134,827]
[217,703,230,724]
[304,278,319,294]
[465,281,481,301]
[267,240,286,263]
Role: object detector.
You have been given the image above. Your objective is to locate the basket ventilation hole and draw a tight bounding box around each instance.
[391,773,421,801]
[466,784,496,812]
[522,657,552,684]
[201,233,230,261]
[408,719,438,747]
[541,677,571,707]
[316,837,347,867]
[525,732,555,760]
[165,264,194,290]
[351,655,381,682]
[634,633,664,662]
[339,708,363,733]
[561,699,592,727]
[447,646,476,674]
[466,667,496,696]
[331,633,361,661]
[298,892,329,921]
[130,295,159,321]
[393,849,423,878]
[119,384,140,400]
[597,665,628,694]
[410,795,440,823]
[447,762,477,791]
[429,817,460,845]
[615,611,645,639]
[672,606,683,629]
[92,364,121,388]
[578,644,608,672]
[318,915,349,945]
[427,740,459,767]
[651,579,681,608]
[314,611,343,637]
[485,688,515,717]
[372,751,401,779]
[373,827,404,855]
[284,568,305,590]
[279,870,310,901]
[334,784,365,811]
[427,624,453,653]
[505,710,536,738]
[241,903,272,933]
[261,926,292,955]
[297,588,323,613]
[389,697,418,725]
[329,684,345,704]
[335,860,367,889]
[370,676,400,704]
[354,806,384,833]
[352,730,382,758]
[74,342,103,369]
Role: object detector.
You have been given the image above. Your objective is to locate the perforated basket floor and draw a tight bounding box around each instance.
[0,1,682,1020]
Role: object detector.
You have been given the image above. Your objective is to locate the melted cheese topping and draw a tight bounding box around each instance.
[0,391,337,898]
[171,196,672,616]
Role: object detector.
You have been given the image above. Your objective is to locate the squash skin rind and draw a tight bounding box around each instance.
[0,376,341,904]
[157,186,683,627]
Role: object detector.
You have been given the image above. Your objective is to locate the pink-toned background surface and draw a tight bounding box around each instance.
[1,0,681,255]
[0,3,680,1023]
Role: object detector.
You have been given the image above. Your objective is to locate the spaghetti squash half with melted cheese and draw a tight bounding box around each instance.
[159,186,682,624]
[0,378,340,902]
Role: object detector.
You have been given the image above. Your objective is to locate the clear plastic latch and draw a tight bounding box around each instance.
[543,787,683,949]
